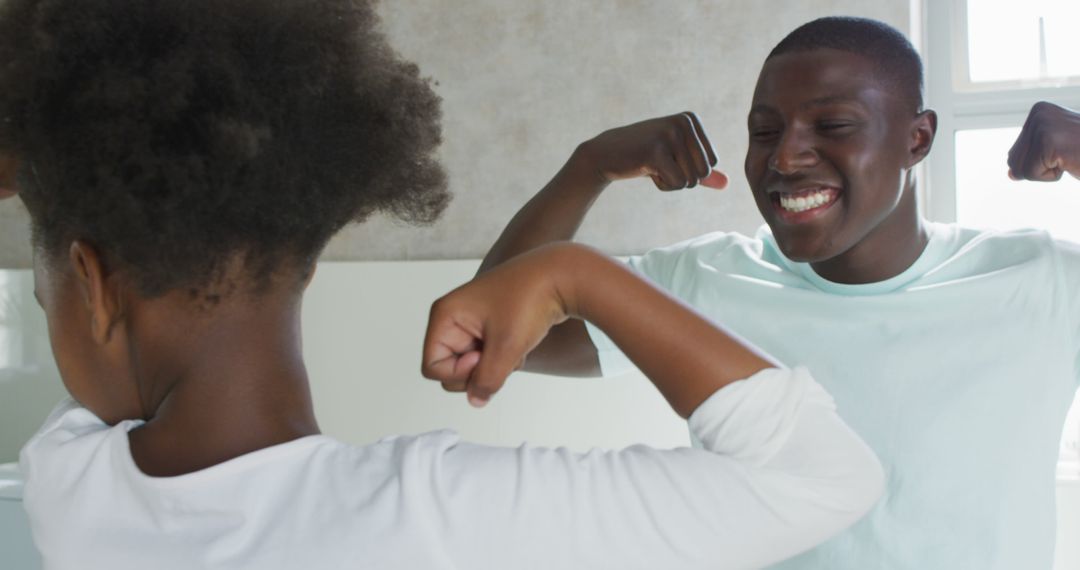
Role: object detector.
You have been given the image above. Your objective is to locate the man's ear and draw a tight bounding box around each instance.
[68,241,125,344]
[908,109,938,166]
[0,154,20,199]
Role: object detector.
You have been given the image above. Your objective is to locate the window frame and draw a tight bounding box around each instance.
[922,0,1080,224]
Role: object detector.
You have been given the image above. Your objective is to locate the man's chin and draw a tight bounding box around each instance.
[771,232,839,264]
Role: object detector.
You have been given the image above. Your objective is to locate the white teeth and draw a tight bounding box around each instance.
[779,189,835,213]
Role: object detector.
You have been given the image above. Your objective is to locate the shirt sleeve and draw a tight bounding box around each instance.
[416,367,885,570]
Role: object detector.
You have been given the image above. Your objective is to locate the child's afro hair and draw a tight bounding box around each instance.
[0,0,449,296]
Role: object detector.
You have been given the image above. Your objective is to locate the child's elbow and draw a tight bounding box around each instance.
[827,445,886,528]
[790,440,886,534]
[848,450,886,520]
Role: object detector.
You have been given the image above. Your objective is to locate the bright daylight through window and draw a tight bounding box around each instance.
[965,0,1080,85]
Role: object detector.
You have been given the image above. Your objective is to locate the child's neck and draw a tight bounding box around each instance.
[127,290,320,477]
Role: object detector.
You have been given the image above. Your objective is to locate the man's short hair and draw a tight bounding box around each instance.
[768,16,924,113]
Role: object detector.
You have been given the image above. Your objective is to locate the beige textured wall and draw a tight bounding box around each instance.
[0,0,910,268]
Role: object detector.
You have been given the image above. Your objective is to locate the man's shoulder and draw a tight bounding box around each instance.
[943,224,1066,262]
[917,224,1080,286]
[627,229,796,291]
[947,223,1052,245]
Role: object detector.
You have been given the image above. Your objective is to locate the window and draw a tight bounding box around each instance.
[964,1,1080,86]
[923,0,1080,478]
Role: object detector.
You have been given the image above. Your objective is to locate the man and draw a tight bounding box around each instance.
[478,16,1080,569]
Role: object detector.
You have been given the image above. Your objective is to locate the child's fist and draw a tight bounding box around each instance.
[421,244,578,407]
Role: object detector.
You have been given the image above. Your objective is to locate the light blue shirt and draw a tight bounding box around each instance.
[586,223,1080,569]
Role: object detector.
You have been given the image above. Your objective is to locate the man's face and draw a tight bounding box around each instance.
[744,48,918,263]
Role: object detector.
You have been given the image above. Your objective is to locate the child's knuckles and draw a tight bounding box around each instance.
[423,359,454,382]
[419,351,444,378]
[469,387,494,403]
[442,380,466,393]
[428,296,454,323]
[472,371,507,401]
[472,361,512,397]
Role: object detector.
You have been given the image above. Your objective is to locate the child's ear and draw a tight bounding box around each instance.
[0,154,20,199]
[68,241,125,345]
[908,109,938,167]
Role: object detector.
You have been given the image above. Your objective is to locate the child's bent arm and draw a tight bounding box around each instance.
[421,249,883,566]
[425,242,772,415]
[476,151,607,377]
[476,149,609,378]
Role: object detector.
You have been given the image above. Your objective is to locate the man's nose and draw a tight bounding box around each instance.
[769,129,819,175]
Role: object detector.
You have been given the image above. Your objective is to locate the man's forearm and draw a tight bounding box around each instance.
[478,146,607,274]
[477,113,724,377]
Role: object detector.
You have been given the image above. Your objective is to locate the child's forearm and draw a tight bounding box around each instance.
[474,151,608,377]
[556,244,778,418]
[423,242,776,414]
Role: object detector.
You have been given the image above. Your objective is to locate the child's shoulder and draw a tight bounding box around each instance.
[19,399,130,509]
[20,398,114,462]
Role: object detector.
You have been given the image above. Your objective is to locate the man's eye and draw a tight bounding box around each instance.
[817,122,855,132]
[750,129,779,140]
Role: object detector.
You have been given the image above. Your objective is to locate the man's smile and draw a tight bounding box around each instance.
[768,185,843,223]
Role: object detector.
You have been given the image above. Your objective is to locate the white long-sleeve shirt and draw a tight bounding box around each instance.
[19,367,883,570]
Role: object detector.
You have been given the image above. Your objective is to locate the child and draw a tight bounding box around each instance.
[1,1,883,568]
[481,16,1080,570]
